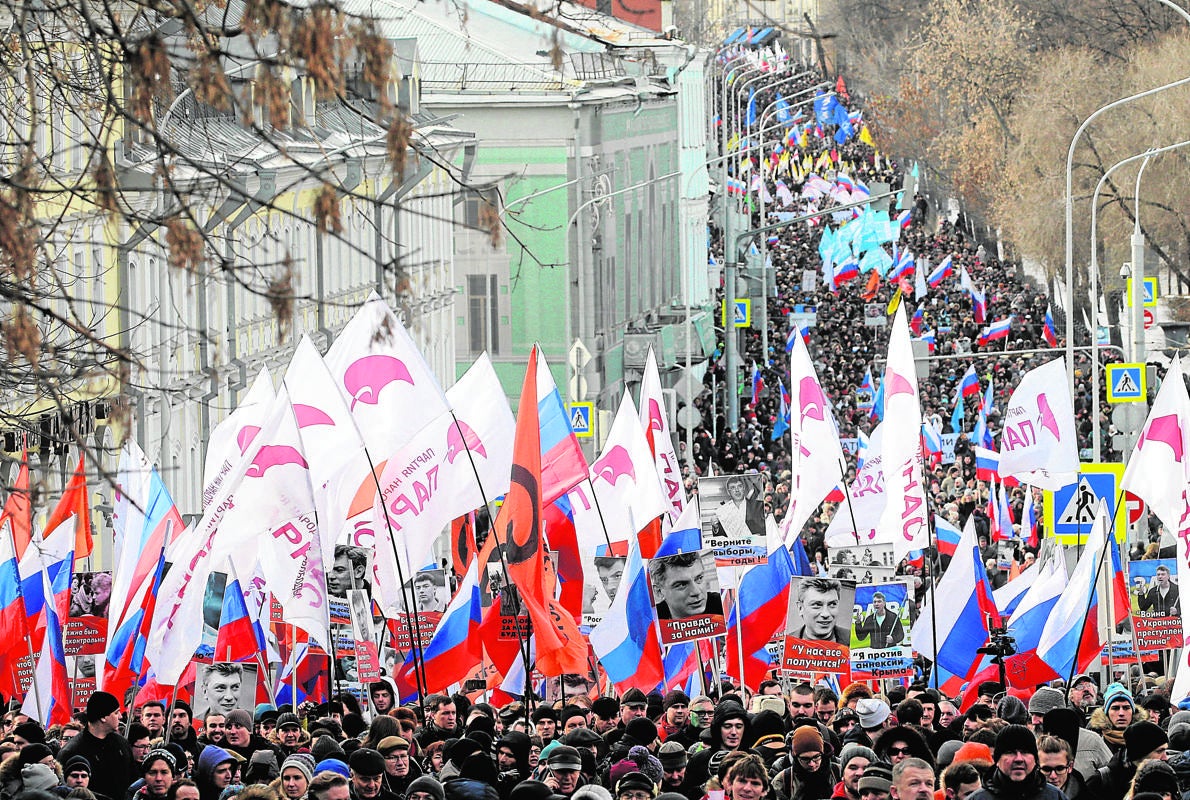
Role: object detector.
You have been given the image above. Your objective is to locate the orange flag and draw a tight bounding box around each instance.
[492,346,588,676]
[45,454,92,559]
[0,457,32,559]
[861,269,881,300]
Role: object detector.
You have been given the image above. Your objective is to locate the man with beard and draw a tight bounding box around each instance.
[495,731,532,800]
[200,714,227,746]
[966,726,1063,800]
[169,703,203,760]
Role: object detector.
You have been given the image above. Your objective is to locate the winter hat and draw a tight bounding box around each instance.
[857,763,893,794]
[993,726,1037,761]
[546,745,584,772]
[662,691,690,711]
[86,691,120,722]
[18,744,53,767]
[1132,761,1180,796]
[657,741,687,770]
[856,698,891,730]
[1028,688,1067,716]
[1126,721,1169,763]
[991,693,1026,724]
[406,777,446,800]
[225,709,253,730]
[21,763,60,793]
[1103,683,1135,711]
[377,736,410,754]
[746,711,785,750]
[313,758,350,778]
[13,722,46,745]
[1168,722,1190,752]
[311,735,347,763]
[349,748,386,777]
[511,780,567,800]
[838,745,877,772]
[276,713,302,731]
[63,756,92,776]
[953,742,993,765]
[936,740,963,770]
[247,749,279,781]
[625,718,658,746]
[628,746,664,785]
[615,771,656,798]
[281,754,315,783]
[791,726,824,755]
[573,786,614,800]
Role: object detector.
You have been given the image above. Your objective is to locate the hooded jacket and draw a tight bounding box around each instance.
[682,702,749,795]
[195,745,237,800]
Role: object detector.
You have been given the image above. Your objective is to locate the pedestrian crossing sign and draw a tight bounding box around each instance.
[722,299,751,328]
[1126,277,1158,308]
[1043,462,1127,543]
[567,402,593,438]
[1106,363,1145,403]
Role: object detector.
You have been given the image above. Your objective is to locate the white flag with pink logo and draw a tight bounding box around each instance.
[997,358,1078,490]
[370,354,515,613]
[1122,356,1190,541]
[323,292,449,455]
[877,306,930,561]
[589,393,669,540]
[202,367,274,509]
[638,348,686,524]
[781,334,846,546]
[825,425,887,548]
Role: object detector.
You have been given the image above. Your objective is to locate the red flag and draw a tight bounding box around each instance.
[492,347,587,676]
[45,455,92,559]
[1,459,32,560]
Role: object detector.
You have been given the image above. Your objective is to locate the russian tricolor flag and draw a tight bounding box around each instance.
[918,330,936,353]
[971,287,987,324]
[214,573,267,663]
[751,363,764,406]
[888,250,914,283]
[911,518,997,685]
[399,557,483,695]
[927,254,954,287]
[589,537,664,692]
[834,257,859,287]
[910,307,924,335]
[959,366,981,397]
[726,544,794,691]
[857,368,875,411]
[934,517,962,558]
[785,320,810,353]
[536,351,589,504]
[986,316,1012,341]
[974,446,1000,482]
[897,209,912,229]
[1043,306,1059,347]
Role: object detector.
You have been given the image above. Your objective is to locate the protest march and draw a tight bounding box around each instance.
[0,29,1188,800]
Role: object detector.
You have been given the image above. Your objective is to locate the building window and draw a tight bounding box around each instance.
[467,274,500,354]
[461,187,501,231]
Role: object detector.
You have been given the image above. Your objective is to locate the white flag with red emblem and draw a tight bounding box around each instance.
[997,358,1078,490]
[877,305,930,561]
[588,393,669,540]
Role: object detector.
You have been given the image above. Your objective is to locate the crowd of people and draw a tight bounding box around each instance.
[678,51,1130,593]
[2,676,1188,800]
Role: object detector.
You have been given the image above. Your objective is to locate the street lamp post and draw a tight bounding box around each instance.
[1088,140,1190,461]
[1063,0,1190,400]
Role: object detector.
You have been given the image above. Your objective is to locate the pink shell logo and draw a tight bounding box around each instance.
[446,420,487,464]
[1036,393,1061,441]
[592,445,635,485]
[647,399,666,433]
[293,404,336,429]
[1138,414,1183,461]
[343,355,414,410]
[798,376,827,422]
[236,425,262,453]
[246,445,309,478]
[884,370,914,400]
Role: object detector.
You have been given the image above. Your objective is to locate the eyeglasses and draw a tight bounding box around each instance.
[1039,765,1068,774]
[797,753,823,767]
[887,746,912,756]
[620,792,652,800]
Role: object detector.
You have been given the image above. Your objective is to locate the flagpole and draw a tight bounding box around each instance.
[162,680,180,745]
[1064,511,1117,688]
[290,623,298,709]
[445,410,536,693]
[359,449,431,706]
[584,478,618,550]
[837,458,861,546]
[732,572,746,688]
